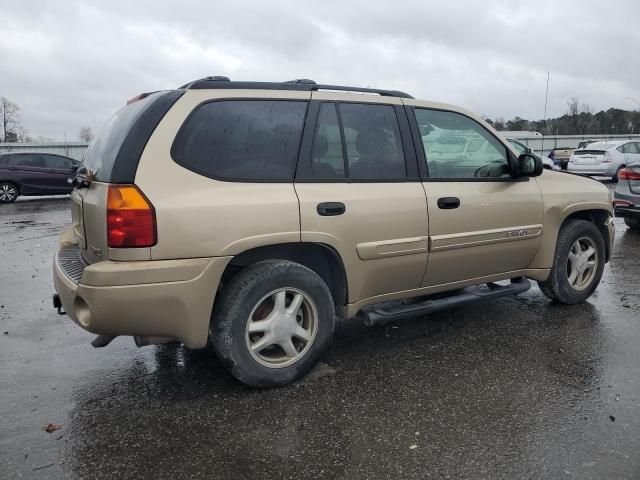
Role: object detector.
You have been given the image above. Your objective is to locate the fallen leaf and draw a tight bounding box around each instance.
[44,423,62,433]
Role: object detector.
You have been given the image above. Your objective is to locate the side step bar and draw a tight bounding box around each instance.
[358,277,531,327]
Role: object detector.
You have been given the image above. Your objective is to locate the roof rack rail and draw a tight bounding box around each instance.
[179,77,413,98]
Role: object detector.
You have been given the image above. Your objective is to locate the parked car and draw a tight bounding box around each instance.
[0,152,80,203]
[568,140,640,182]
[52,77,614,387]
[551,147,576,170]
[506,138,559,171]
[613,162,640,229]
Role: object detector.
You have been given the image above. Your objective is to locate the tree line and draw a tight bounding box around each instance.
[1,96,93,143]
[485,97,640,136]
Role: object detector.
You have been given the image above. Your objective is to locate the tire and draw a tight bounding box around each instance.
[211,260,335,388]
[0,182,19,203]
[537,219,605,305]
[625,217,640,229]
[612,166,624,183]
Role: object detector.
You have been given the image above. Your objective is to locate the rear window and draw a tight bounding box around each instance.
[578,143,613,151]
[171,100,308,181]
[574,150,606,156]
[83,92,165,182]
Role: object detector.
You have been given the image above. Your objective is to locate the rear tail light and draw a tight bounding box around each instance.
[107,185,156,248]
[603,151,612,163]
[618,167,640,181]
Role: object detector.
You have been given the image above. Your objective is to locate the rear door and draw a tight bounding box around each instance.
[406,104,544,286]
[10,154,55,194]
[621,142,640,165]
[295,95,429,304]
[41,155,76,192]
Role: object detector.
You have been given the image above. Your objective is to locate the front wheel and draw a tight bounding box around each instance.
[211,260,335,388]
[537,219,605,304]
[0,182,18,203]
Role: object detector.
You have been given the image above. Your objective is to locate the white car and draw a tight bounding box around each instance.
[568,140,640,182]
[507,138,559,171]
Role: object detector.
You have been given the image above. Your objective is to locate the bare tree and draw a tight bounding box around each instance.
[579,103,593,134]
[1,97,22,142]
[78,126,94,143]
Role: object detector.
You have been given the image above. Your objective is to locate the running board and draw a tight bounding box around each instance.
[358,277,531,327]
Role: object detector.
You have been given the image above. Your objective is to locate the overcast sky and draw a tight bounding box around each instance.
[1,0,639,141]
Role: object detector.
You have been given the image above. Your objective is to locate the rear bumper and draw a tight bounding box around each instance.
[614,205,640,219]
[567,163,615,176]
[53,230,232,348]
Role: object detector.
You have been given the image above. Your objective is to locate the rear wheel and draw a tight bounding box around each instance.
[612,166,625,183]
[537,219,605,304]
[625,217,640,229]
[0,182,18,203]
[211,260,335,387]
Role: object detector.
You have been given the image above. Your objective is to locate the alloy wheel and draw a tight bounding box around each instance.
[0,183,17,202]
[566,236,598,291]
[245,288,318,368]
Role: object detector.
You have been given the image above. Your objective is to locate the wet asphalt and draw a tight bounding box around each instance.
[1,192,639,480]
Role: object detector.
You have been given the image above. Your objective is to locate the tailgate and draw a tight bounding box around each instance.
[572,150,606,165]
[70,189,86,249]
[79,182,109,264]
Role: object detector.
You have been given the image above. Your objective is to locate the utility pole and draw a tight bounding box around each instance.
[542,72,550,156]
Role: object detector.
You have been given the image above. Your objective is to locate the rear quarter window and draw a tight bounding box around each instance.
[171,100,308,181]
[82,90,183,183]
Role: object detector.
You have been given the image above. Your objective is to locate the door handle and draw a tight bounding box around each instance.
[437,197,460,209]
[317,202,346,216]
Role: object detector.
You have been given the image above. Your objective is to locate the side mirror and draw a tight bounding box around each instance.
[513,153,543,178]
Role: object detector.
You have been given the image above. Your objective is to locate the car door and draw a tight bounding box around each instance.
[294,95,429,304]
[405,104,544,286]
[41,154,76,192]
[622,142,640,165]
[10,154,55,194]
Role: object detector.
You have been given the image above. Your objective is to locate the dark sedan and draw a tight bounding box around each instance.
[0,152,80,203]
[613,162,640,229]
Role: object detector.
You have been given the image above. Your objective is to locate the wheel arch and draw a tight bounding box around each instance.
[530,204,613,269]
[221,242,348,307]
[0,179,20,191]
[563,209,612,262]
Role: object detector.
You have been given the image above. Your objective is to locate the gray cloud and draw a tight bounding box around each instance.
[1,0,638,140]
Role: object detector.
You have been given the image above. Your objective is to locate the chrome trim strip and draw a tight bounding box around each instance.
[430,225,543,252]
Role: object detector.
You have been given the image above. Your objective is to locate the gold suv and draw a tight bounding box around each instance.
[53,77,615,387]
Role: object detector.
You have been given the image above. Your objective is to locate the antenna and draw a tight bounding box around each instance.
[542,72,550,156]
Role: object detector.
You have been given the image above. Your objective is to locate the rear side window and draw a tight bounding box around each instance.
[307,102,407,181]
[83,91,170,182]
[172,100,308,181]
[340,103,406,180]
[43,155,74,169]
[15,154,46,168]
[619,143,639,154]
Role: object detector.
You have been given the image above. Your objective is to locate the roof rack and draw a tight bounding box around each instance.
[178,76,413,98]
